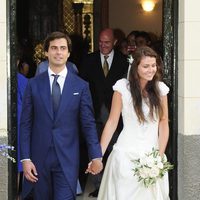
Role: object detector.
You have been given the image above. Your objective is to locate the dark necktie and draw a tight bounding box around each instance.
[52,74,61,116]
[103,55,109,77]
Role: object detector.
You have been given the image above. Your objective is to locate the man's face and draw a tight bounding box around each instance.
[45,38,70,68]
[99,31,116,55]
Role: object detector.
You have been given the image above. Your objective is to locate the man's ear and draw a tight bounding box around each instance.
[45,51,48,57]
[67,52,70,59]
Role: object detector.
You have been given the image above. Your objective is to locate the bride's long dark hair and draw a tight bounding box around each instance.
[128,46,163,123]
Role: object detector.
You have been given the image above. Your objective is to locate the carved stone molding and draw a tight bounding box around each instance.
[8,0,18,199]
[163,0,178,199]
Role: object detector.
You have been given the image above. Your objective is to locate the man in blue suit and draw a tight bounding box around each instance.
[20,31,102,200]
[34,37,82,197]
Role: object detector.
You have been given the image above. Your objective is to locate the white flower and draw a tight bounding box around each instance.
[157,162,164,169]
[139,167,150,178]
[149,166,160,178]
[156,155,162,163]
[140,157,147,166]
[127,54,134,64]
[145,156,155,168]
[132,148,173,188]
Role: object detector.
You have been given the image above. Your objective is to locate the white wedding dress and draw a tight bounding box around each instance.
[97,78,170,200]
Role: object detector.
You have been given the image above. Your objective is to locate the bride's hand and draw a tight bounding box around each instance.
[85,161,92,174]
[85,159,103,175]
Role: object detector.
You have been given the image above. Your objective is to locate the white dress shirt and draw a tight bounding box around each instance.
[48,66,68,94]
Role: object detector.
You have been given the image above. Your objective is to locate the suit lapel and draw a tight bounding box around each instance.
[38,72,54,120]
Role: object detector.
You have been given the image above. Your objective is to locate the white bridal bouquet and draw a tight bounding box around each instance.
[132,148,173,188]
[0,144,16,163]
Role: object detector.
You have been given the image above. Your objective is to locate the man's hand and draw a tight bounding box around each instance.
[85,159,103,175]
[22,160,38,183]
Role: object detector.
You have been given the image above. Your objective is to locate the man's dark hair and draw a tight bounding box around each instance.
[43,31,72,53]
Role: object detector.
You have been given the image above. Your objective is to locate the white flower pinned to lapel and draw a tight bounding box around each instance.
[127,54,134,65]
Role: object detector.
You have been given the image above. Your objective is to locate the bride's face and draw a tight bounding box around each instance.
[137,56,157,83]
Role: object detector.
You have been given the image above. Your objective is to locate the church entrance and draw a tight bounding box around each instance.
[7,0,178,199]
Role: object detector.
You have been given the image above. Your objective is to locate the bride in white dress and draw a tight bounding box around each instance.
[97,46,170,200]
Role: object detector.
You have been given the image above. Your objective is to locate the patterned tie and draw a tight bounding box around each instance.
[103,55,109,77]
[52,74,61,116]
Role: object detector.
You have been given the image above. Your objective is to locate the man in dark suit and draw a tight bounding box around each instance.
[79,28,129,197]
[20,31,102,200]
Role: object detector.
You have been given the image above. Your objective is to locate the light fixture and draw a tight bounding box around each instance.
[141,0,155,12]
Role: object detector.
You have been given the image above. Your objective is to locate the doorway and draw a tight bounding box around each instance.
[7,0,178,199]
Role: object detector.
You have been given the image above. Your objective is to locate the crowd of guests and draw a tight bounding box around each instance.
[114,29,163,59]
[17,28,168,200]
[17,29,163,80]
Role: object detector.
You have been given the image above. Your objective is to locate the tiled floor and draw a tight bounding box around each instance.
[76,175,97,200]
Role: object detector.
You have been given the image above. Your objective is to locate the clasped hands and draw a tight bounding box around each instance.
[85,159,103,175]
[23,159,103,183]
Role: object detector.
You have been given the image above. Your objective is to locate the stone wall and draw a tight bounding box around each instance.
[0,135,8,199]
[0,0,8,199]
[178,0,200,199]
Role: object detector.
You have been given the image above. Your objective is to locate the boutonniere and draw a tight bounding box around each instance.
[127,54,134,65]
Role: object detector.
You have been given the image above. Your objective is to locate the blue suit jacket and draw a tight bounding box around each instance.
[35,60,78,75]
[20,71,101,198]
